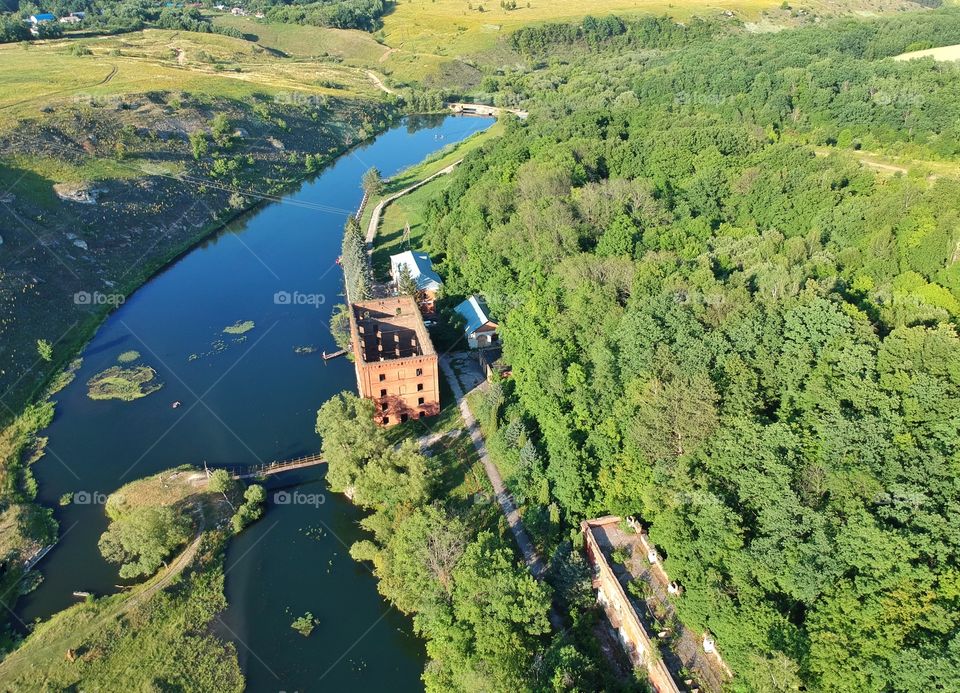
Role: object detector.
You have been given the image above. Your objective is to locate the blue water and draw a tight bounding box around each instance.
[18,114,493,690]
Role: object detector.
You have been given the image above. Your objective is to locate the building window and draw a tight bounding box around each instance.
[417,383,424,392]
[380,389,387,397]
[418,397,424,405]
[415,368,423,376]
[418,411,425,419]
[383,416,389,425]
[381,402,388,412]
[379,373,386,382]
[400,413,408,423]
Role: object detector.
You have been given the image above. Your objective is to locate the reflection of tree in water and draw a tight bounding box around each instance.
[406,114,447,134]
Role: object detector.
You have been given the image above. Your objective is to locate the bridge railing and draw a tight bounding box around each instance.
[221,454,325,479]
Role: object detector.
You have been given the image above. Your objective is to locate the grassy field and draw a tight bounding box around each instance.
[371,171,456,280]
[0,29,382,128]
[212,13,390,62]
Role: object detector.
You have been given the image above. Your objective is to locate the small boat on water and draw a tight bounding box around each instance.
[171,400,182,409]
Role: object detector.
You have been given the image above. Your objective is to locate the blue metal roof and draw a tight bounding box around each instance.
[455,295,493,336]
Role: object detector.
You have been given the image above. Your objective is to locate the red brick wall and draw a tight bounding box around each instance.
[356,352,440,426]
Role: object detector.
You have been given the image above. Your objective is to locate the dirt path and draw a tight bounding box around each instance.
[365,70,397,96]
[0,518,205,679]
[365,160,461,248]
[438,355,563,629]
[0,64,117,112]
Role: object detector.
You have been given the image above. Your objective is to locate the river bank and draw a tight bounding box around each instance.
[2,115,493,690]
[0,105,403,644]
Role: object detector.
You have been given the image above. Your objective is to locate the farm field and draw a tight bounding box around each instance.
[895,42,960,61]
[375,0,927,56]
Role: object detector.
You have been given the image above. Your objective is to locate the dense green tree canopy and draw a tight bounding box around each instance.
[415,10,960,690]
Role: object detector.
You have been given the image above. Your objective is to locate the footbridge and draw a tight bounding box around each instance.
[218,453,326,480]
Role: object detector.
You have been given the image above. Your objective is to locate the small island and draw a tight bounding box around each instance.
[86,365,163,401]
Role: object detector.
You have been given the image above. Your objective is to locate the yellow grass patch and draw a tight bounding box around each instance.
[894,43,960,62]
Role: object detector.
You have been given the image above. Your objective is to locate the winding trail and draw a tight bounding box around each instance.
[365,70,397,96]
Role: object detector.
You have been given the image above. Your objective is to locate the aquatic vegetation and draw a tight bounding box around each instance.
[222,320,255,335]
[86,366,163,401]
[290,612,319,637]
[117,350,141,363]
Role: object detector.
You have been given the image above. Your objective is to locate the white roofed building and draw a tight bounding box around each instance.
[390,250,443,312]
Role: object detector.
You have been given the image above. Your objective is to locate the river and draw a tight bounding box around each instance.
[17,114,494,690]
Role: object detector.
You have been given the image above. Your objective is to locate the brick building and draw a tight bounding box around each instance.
[349,296,440,426]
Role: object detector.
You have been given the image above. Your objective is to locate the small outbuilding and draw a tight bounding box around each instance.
[29,13,56,24]
[454,295,498,349]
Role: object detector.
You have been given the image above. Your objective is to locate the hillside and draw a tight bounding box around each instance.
[410,9,960,690]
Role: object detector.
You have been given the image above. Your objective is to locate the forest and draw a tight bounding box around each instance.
[409,9,960,691]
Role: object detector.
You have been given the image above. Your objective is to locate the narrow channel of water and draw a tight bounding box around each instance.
[18,114,494,690]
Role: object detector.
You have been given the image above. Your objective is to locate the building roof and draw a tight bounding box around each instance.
[350,296,436,364]
[32,13,56,21]
[390,251,443,293]
[455,295,496,336]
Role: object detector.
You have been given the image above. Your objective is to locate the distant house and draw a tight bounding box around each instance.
[59,14,82,24]
[231,7,246,15]
[29,13,56,24]
[455,295,499,349]
[390,251,443,311]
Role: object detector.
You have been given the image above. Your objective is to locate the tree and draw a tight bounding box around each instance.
[396,262,419,297]
[210,113,232,146]
[316,392,386,493]
[329,303,353,351]
[36,339,52,362]
[189,130,208,160]
[451,531,552,688]
[362,166,384,197]
[244,484,266,505]
[208,468,234,495]
[98,507,192,578]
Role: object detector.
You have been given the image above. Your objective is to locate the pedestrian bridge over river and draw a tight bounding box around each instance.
[217,453,326,480]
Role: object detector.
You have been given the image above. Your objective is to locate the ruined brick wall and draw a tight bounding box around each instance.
[356,352,440,426]
[583,518,681,693]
